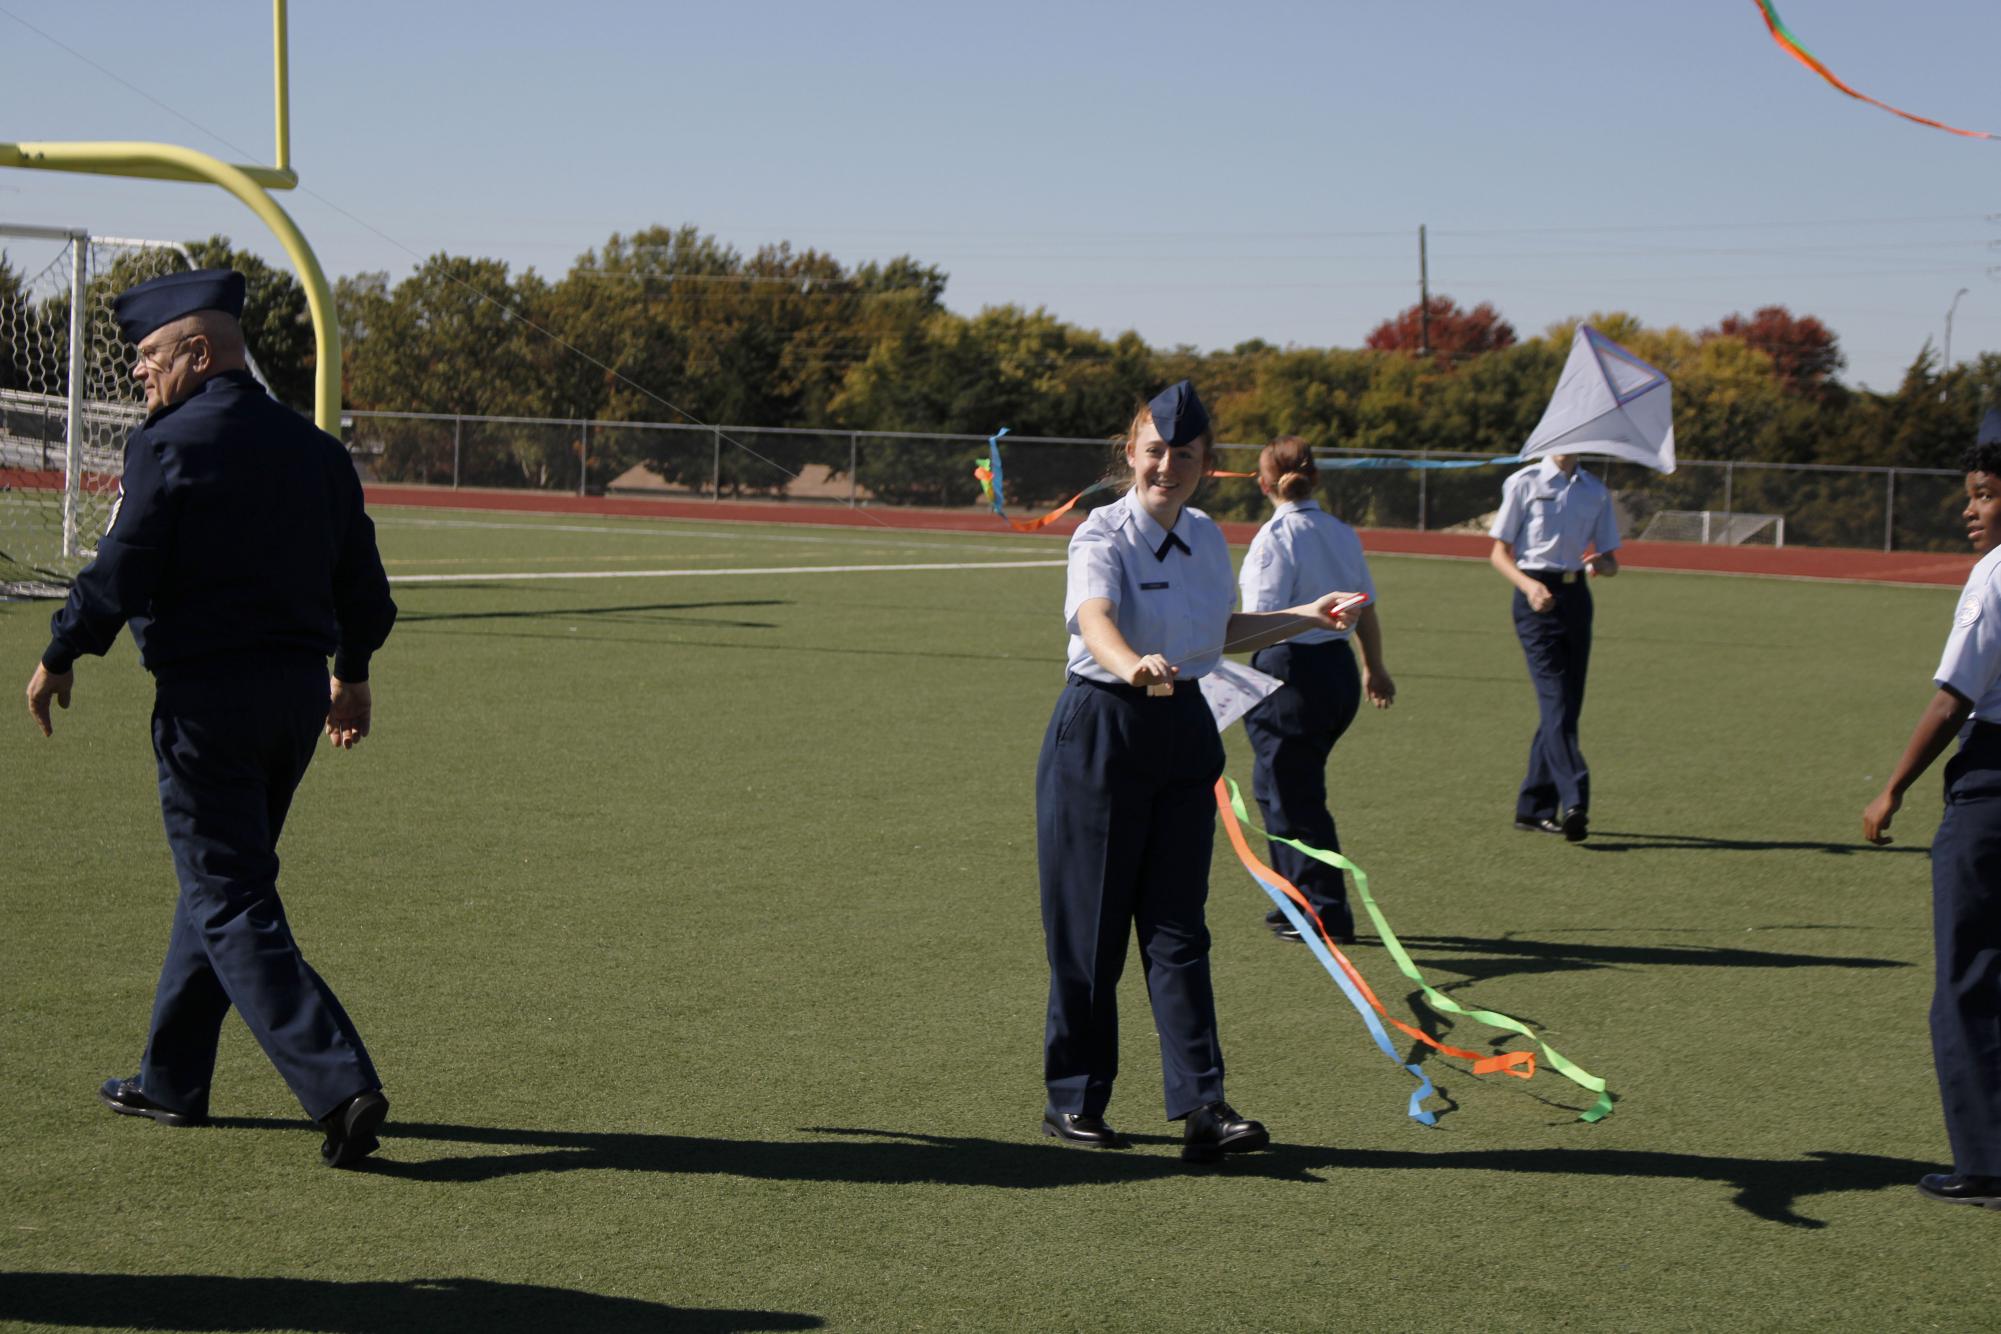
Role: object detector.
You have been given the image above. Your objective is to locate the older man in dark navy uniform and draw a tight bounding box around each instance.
[22,268,397,1168]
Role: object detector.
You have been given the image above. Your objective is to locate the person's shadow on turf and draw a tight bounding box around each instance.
[1373,931,1913,1082]
[0,1272,822,1332]
[1393,931,1912,995]
[397,597,788,629]
[205,1117,1926,1229]
[1574,829,1929,856]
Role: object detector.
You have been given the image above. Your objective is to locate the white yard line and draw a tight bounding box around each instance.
[391,559,1067,585]
[375,513,1053,556]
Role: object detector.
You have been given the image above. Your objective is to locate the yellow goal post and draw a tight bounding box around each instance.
[0,0,341,433]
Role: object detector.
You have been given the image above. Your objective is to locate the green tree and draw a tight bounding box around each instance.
[550,227,941,495]
[831,305,1154,506]
[340,255,570,487]
[0,256,30,394]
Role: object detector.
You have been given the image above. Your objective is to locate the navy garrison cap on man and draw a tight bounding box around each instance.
[112,268,246,344]
[1979,407,2001,447]
[1148,380,1211,447]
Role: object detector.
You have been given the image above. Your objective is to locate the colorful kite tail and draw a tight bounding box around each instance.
[1219,777,1614,1122]
[1753,0,1995,140]
[1213,781,1533,1080]
[975,426,1120,533]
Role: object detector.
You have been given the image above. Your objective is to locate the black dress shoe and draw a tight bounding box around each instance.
[1041,1110,1130,1149]
[1917,1172,2001,1207]
[1181,1101,1269,1163]
[319,1089,389,1168]
[98,1077,205,1127]
[1561,807,1589,843]
[1514,816,1564,835]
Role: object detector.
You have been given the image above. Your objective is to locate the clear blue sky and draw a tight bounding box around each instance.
[3,0,1997,392]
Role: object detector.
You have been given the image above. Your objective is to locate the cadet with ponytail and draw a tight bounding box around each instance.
[1238,437,1395,945]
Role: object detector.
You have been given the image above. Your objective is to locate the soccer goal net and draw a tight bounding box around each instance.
[1638,509,1786,547]
[0,226,204,597]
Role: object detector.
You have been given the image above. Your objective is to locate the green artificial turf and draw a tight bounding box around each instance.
[0,505,1990,1332]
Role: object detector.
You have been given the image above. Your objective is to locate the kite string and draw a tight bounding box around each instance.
[977,429,1516,530]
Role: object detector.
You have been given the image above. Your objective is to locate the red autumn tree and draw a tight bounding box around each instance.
[1704,305,1844,395]
[1365,296,1517,361]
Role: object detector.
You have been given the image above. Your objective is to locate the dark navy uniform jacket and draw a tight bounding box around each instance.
[42,370,395,682]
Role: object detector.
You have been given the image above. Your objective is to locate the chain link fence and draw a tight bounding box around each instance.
[342,410,1970,554]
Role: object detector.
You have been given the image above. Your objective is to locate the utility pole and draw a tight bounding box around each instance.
[1417,224,1431,358]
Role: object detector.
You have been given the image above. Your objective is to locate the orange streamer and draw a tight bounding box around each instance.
[973,466,1104,533]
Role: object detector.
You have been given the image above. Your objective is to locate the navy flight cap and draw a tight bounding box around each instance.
[112,268,246,344]
[1980,407,2001,447]
[1147,380,1211,447]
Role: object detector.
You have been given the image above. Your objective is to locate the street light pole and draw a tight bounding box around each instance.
[1946,286,1970,379]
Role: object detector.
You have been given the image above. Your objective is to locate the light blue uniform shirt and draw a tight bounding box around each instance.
[1937,545,2001,731]
[1489,460,1621,572]
[1239,500,1375,646]
[1063,490,1236,683]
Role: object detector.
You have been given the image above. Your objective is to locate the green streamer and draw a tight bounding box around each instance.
[1223,778,1614,1122]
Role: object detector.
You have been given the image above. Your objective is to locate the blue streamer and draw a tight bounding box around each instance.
[986,427,1009,517]
[1245,865,1439,1126]
[1315,455,1520,471]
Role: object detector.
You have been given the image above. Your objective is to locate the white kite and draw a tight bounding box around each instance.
[1519,325,1676,475]
[1199,660,1283,733]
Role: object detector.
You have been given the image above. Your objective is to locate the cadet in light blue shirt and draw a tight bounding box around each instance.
[1489,455,1621,842]
[1063,492,1236,685]
[1238,436,1395,945]
[1863,420,2001,1208]
[1036,382,1359,1164]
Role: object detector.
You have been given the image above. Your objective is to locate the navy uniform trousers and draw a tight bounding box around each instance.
[1245,639,1362,936]
[139,654,379,1122]
[1931,723,2001,1177]
[1037,675,1226,1121]
[1512,576,1593,821]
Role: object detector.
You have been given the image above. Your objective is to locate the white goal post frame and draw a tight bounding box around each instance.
[2,224,276,564]
[1638,509,1787,548]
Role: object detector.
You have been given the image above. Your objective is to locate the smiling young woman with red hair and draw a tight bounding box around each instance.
[1035,384,1360,1163]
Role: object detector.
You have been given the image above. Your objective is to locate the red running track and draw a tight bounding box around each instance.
[365,483,1974,588]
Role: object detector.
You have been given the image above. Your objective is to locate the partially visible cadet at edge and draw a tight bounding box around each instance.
[1864,409,2001,1210]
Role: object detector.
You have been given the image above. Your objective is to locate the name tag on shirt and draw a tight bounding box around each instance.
[1140,581,1170,591]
